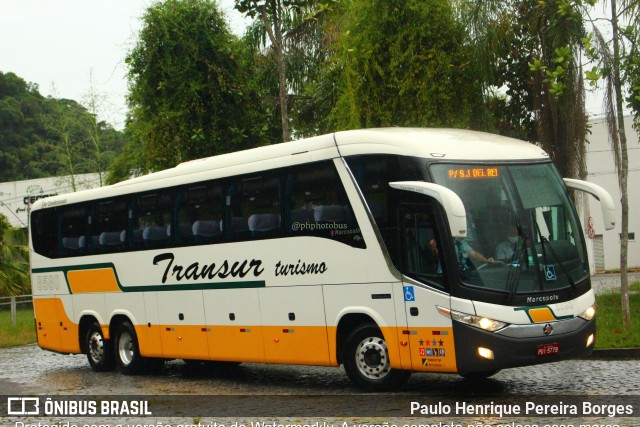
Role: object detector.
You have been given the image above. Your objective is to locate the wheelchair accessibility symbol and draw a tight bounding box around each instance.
[404,286,415,301]
[545,265,557,281]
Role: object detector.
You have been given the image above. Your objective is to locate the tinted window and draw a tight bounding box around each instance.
[93,198,129,253]
[31,209,58,258]
[229,174,282,240]
[177,182,224,245]
[285,161,365,248]
[132,191,173,249]
[60,204,90,256]
[31,161,369,258]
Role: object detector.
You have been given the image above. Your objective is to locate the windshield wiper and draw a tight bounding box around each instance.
[506,221,527,302]
[533,221,577,292]
[533,221,550,291]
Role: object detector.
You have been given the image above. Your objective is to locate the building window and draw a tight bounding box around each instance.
[619,232,635,241]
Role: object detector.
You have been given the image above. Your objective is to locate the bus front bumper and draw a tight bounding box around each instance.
[453,316,595,375]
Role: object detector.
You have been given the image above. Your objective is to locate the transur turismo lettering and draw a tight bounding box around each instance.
[274,260,327,276]
[153,252,264,284]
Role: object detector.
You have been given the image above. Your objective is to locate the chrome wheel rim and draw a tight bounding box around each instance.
[118,331,134,366]
[88,331,104,363]
[355,336,390,380]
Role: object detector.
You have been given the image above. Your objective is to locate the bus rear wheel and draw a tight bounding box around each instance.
[114,321,145,375]
[343,324,410,391]
[85,321,115,372]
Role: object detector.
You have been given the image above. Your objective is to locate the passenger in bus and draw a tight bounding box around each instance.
[455,238,495,268]
[427,237,495,274]
[495,224,520,261]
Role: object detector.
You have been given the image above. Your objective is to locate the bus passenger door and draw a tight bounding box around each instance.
[398,204,457,373]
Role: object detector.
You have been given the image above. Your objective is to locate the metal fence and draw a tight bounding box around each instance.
[0,294,33,326]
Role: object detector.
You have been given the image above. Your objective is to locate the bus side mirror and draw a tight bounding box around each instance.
[563,178,616,230]
[389,181,467,238]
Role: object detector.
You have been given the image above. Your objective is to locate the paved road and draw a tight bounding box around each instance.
[1,344,638,426]
[591,271,640,294]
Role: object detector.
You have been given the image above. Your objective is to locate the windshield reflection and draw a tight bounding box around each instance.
[430,163,589,294]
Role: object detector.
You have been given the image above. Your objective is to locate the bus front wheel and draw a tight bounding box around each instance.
[114,321,145,375]
[85,321,115,372]
[343,324,410,391]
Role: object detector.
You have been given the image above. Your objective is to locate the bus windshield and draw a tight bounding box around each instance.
[430,162,589,294]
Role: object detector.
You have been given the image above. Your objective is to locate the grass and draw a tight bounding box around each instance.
[0,284,638,350]
[594,281,640,349]
[0,308,36,348]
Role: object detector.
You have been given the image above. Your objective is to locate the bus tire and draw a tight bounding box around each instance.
[343,324,410,391]
[85,321,115,372]
[114,321,145,375]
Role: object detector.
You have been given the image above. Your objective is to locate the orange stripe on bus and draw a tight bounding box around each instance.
[33,297,80,354]
[528,307,556,323]
[67,268,120,293]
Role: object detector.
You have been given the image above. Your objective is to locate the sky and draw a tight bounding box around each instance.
[0,0,250,129]
[0,1,608,132]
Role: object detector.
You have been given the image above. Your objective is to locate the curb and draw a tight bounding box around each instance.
[591,347,640,359]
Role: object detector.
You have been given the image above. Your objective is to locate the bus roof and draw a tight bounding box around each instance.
[334,127,547,159]
[32,128,548,209]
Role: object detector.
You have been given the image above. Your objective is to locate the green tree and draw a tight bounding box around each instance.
[585,0,640,328]
[0,215,29,297]
[0,71,126,183]
[458,0,589,179]
[240,1,336,140]
[42,93,90,191]
[125,0,268,173]
[236,0,318,142]
[82,71,124,186]
[0,71,52,181]
[328,0,484,130]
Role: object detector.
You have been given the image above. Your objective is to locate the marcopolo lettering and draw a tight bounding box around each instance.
[153,252,264,284]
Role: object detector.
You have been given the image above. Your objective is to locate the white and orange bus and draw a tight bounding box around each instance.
[29,128,615,390]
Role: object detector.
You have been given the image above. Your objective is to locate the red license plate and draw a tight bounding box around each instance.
[536,343,560,357]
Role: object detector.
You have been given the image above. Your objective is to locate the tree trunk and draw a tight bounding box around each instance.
[611,0,631,328]
[260,1,290,143]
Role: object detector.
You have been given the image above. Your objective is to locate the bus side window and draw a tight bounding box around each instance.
[177,182,224,245]
[229,174,281,240]
[285,161,365,249]
[32,208,59,258]
[93,198,128,253]
[132,191,173,249]
[60,204,89,256]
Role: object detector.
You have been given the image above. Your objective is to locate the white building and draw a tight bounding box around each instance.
[583,115,639,272]
[0,173,102,229]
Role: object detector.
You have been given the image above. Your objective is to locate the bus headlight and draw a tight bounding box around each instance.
[579,305,596,321]
[439,307,508,332]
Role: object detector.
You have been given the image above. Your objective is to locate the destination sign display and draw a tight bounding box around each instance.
[447,167,499,180]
